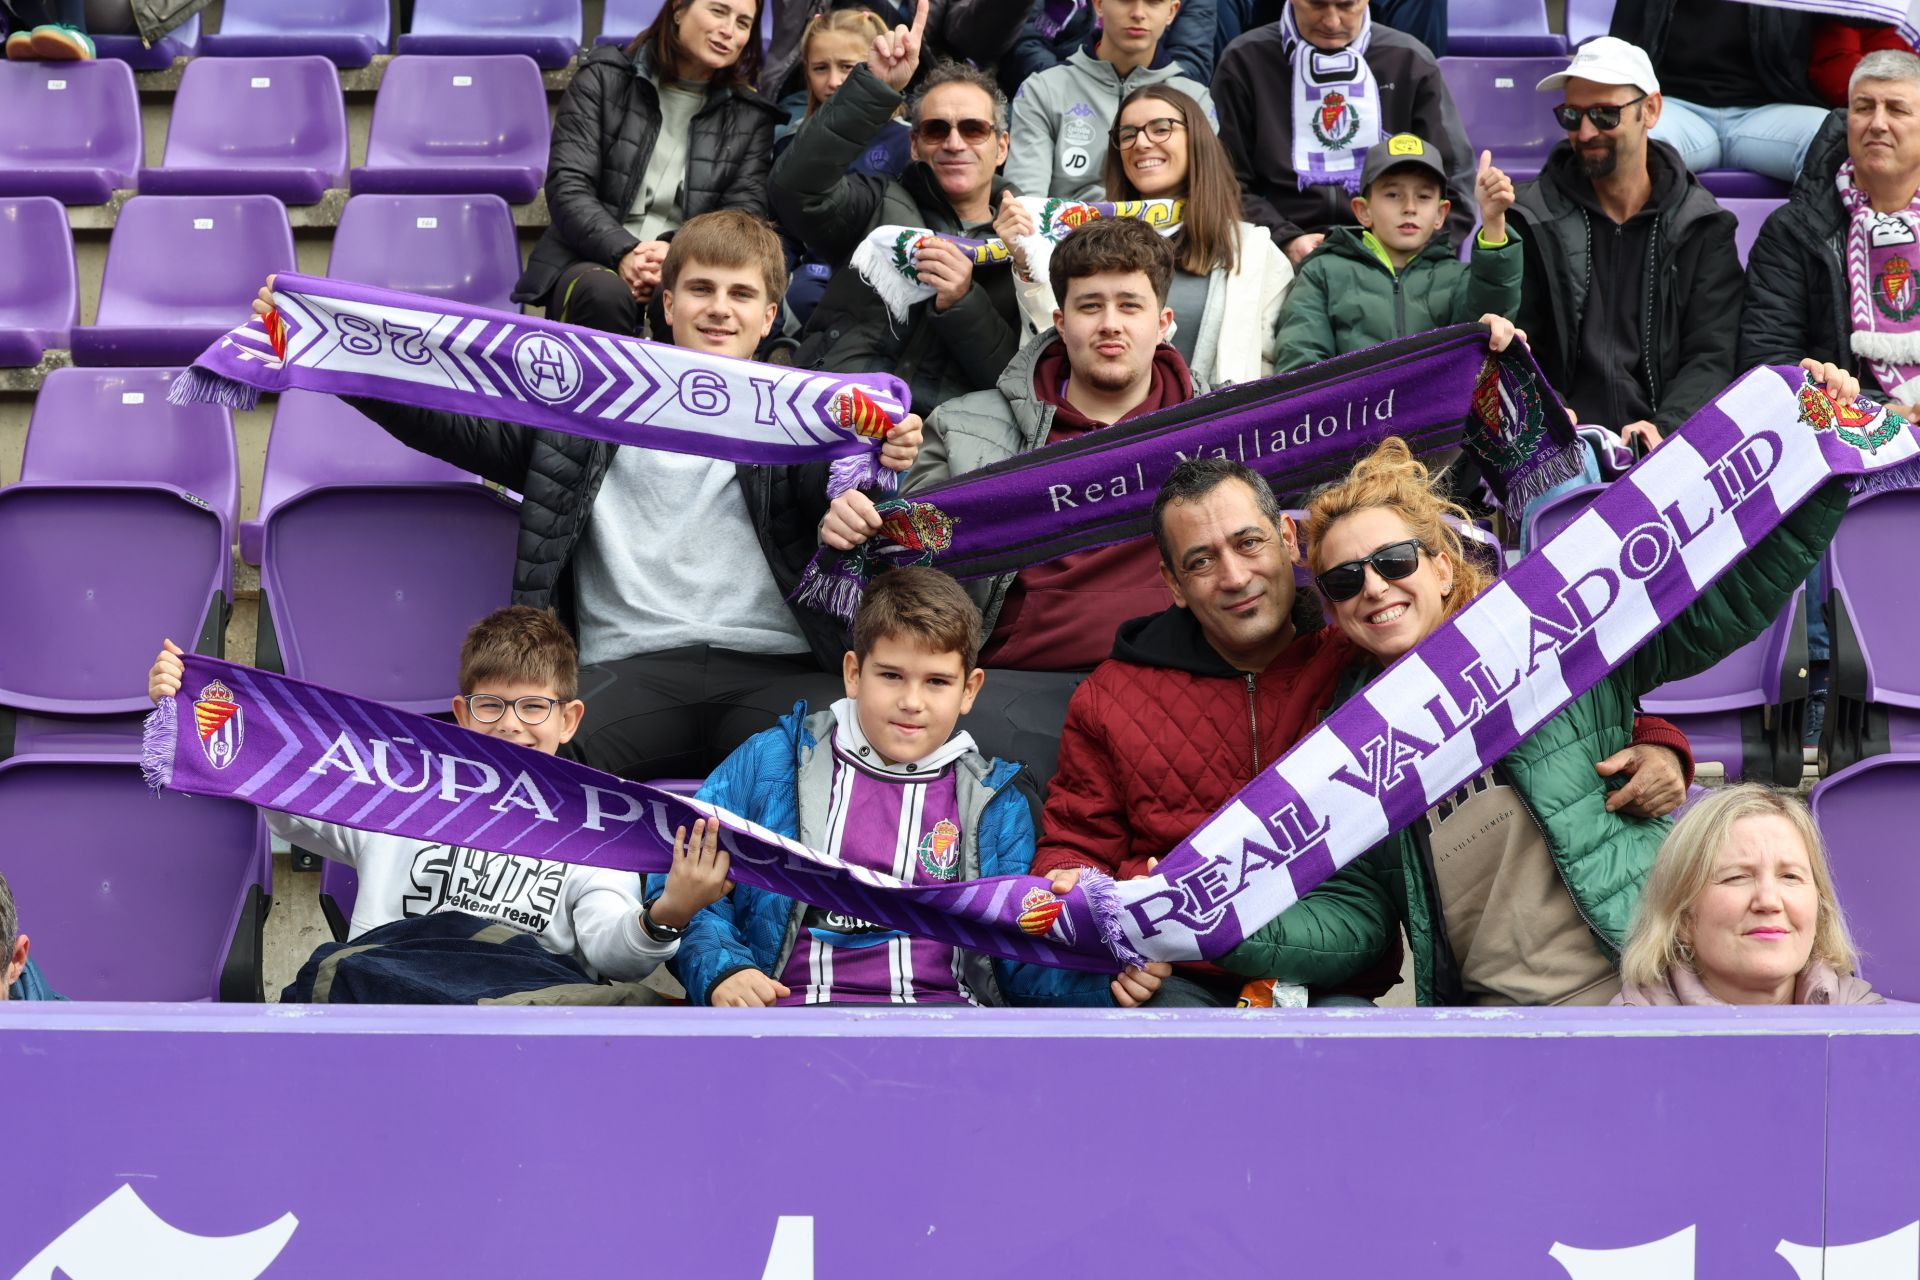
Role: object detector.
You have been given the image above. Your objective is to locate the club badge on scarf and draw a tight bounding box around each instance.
[1838,158,1920,402]
[169,273,911,498]
[1282,0,1382,193]
[850,198,1184,324]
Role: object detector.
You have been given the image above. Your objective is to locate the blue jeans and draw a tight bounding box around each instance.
[1650,98,1830,183]
[1,0,84,30]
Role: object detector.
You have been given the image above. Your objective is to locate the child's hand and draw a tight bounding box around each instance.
[1111,961,1173,1008]
[650,817,732,930]
[148,639,186,705]
[880,412,923,473]
[1799,357,1861,405]
[251,275,278,320]
[820,490,885,550]
[1475,150,1513,241]
[1620,419,1663,454]
[712,969,791,1007]
[1479,313,1526,354]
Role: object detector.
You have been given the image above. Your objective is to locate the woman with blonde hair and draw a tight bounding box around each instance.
[1220,369,1854,1005]
[1615,784,1881,1005]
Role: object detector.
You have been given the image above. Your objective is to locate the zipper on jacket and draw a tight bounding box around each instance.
[1640,219,1663,415]
[1392,270,1407,338]
[1244,673,1260,773]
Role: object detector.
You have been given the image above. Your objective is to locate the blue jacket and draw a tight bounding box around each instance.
[657,704,1114,1007]
[8,957,65,1002]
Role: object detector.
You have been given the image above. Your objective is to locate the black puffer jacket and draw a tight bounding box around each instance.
[1739,112,1872,389]
[773,65,1023,419]
[515,45,786,306]
[1610,0,1823,109]
[343,398,847,669]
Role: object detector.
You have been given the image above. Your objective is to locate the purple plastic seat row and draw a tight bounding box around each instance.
[1699,169,1791,200]
[0,754,268,1001]
[1821,486,1920,774]
[0,196,77,365]
[0,61,142,204]
[92,12,201,70]
[1437,56,1569,184]
[398,0,583,70]
[1720,196,1785,267]
[138,55,348,204]
[1566,0,1617,47]
[1447,0,1568,57]
[1810,753,1920,1004]
[350,55,550,203]
[69,193,296,368]
[201,0,391,68]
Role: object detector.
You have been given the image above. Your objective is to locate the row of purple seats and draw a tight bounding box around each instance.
[1527,483,1810,787]
[1811,753,1920,1003]
[140,56,347,204]
[0,197,77,365]
[1821,487,1920,775]
[1447,0,1566,57]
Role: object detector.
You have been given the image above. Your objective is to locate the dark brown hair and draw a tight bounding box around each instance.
[626,0,765,92]
[1103,84,1242,277]
[852,567,984,671]
[661,208,789,302]
[458,606,579,701]
[1047,214,1176,308]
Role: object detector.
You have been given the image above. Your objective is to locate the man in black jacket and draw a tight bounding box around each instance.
[773,11,1025,419]
[1511,37,1742,452]
[272,212,924,782]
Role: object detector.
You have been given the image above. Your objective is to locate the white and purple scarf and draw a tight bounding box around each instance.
[1282,0,1382,195]
[169,274,912,499]
[1839,159,1920,403]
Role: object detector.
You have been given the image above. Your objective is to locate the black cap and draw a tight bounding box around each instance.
[1360,133,1447,193]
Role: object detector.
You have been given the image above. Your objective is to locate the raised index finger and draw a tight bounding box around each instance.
[910,0,929,40]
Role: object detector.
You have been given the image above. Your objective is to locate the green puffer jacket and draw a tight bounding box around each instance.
[1222,478,1848,1005]
[1274,225,1523,373]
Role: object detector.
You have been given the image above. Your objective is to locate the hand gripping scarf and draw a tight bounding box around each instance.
[168,273,913,500]
[1282,0,1382,195]
[1838,158,1920,403]
[794,325,1587,622]
[145,360,1916,973]
[850,197,1184,324]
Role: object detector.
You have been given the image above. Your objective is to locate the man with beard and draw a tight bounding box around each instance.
[1509,37,1743,453]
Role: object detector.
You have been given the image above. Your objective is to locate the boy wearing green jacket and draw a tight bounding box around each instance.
[1275,133,1523,372]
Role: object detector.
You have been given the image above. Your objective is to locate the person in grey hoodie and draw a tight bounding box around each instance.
[1003,0,1217,202]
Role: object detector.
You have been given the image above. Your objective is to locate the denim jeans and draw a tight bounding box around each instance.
[1,0,85,31]
[1651,97,1830,183]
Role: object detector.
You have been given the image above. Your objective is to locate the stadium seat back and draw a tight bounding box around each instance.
[0,61,142,203]
[140,55,349,203]
[1437,57,1569,182]
[327,193,522,310]
[398,0,584,69]
[202,0,392,67]
[1446,0,1567,56]
[93,12,200,69]
[1718,196,1785,268]
[352,55,550,203]
[0,196,78,364]
[1811,754,1920,1003]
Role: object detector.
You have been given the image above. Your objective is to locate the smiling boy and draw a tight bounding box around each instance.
[1274,133,1525,371]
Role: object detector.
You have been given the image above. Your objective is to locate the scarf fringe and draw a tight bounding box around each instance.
[789,553,868,627]
[1017,233,1058,288]
[852,232,934,327]
[167,365,262,411]
[140,697,176,793]
[1850,453,1920,499]
[825,453,902,502]
[1851,330,1920,363]
[1074,868,1149,971]
[1500,439,1586,517]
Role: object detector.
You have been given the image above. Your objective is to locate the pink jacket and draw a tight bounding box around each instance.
[1613,963,1886,1007]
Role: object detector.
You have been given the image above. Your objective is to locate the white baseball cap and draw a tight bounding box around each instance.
[1535,36,1660,96]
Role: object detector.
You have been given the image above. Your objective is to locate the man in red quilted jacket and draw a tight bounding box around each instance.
[1035,456,1695,1007]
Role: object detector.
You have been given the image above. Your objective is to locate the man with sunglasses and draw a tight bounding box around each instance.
[1001,0,1216,204]
[1510,37,1743,456]
[775,1,1026,418]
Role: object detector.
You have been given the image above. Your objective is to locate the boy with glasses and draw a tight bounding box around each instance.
[1510,37,1743,456]
[146,608,733,999]
[1002,0,1216,203]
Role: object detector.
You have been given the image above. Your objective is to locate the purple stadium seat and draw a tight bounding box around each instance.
[69,194,296,367]
[596,0,667,43]
[1529,482,1808,785]
[92,12,201,70]
[398,0,584,70]
[1810,754,1920,1003]
[1566,0,1616,46]
[1719,196,1784,267]
[326,193,522,310]
[0,483,226,717]
[1437,57,1569,183]
[1447,0,1567,56]
[202,0,392,68]
[239,389,481,564]
[138,55,349,204]
[0,61,142,204]
[1823,487,1920,773]
[350,55,550,203]
[0,197,77,365]
[257,483,517,714]
[0,755,268,1001]
[1699,169,1791,199]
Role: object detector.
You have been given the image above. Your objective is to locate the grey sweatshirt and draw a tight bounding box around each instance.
[1003,48,1216,203]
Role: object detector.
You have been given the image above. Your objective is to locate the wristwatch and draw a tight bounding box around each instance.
[640,897,686,943]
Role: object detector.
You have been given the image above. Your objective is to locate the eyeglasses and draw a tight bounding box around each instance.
[913,116,997,145]
[461,694,563,725]
[1552,93,1648,132]
[1115,116,1185,150]
[1315,539,1426,602]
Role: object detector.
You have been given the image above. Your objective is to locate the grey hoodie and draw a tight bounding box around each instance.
[1004,48,1216,203]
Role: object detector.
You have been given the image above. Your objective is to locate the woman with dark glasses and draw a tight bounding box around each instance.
[1222,366,1854,1006]
[1004,85,1291,387]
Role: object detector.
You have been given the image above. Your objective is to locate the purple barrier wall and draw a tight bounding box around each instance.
[3,1005,1917,1278]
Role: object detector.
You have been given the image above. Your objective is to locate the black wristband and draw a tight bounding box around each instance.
[640,897,687,943]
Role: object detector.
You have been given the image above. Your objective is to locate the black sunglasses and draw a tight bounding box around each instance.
[1316,539,1426,602]
[1552,92,1648,132]
[914,116,997,144]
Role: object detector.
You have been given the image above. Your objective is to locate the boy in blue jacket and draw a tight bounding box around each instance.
[661,566,1123,1007]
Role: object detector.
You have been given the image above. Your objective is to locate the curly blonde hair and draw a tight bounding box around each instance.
[1302,437,1490,618]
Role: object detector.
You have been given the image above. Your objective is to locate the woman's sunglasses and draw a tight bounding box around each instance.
[913,117,997,145]
[1551,93,1648,133]
[1316,539,1426,602]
